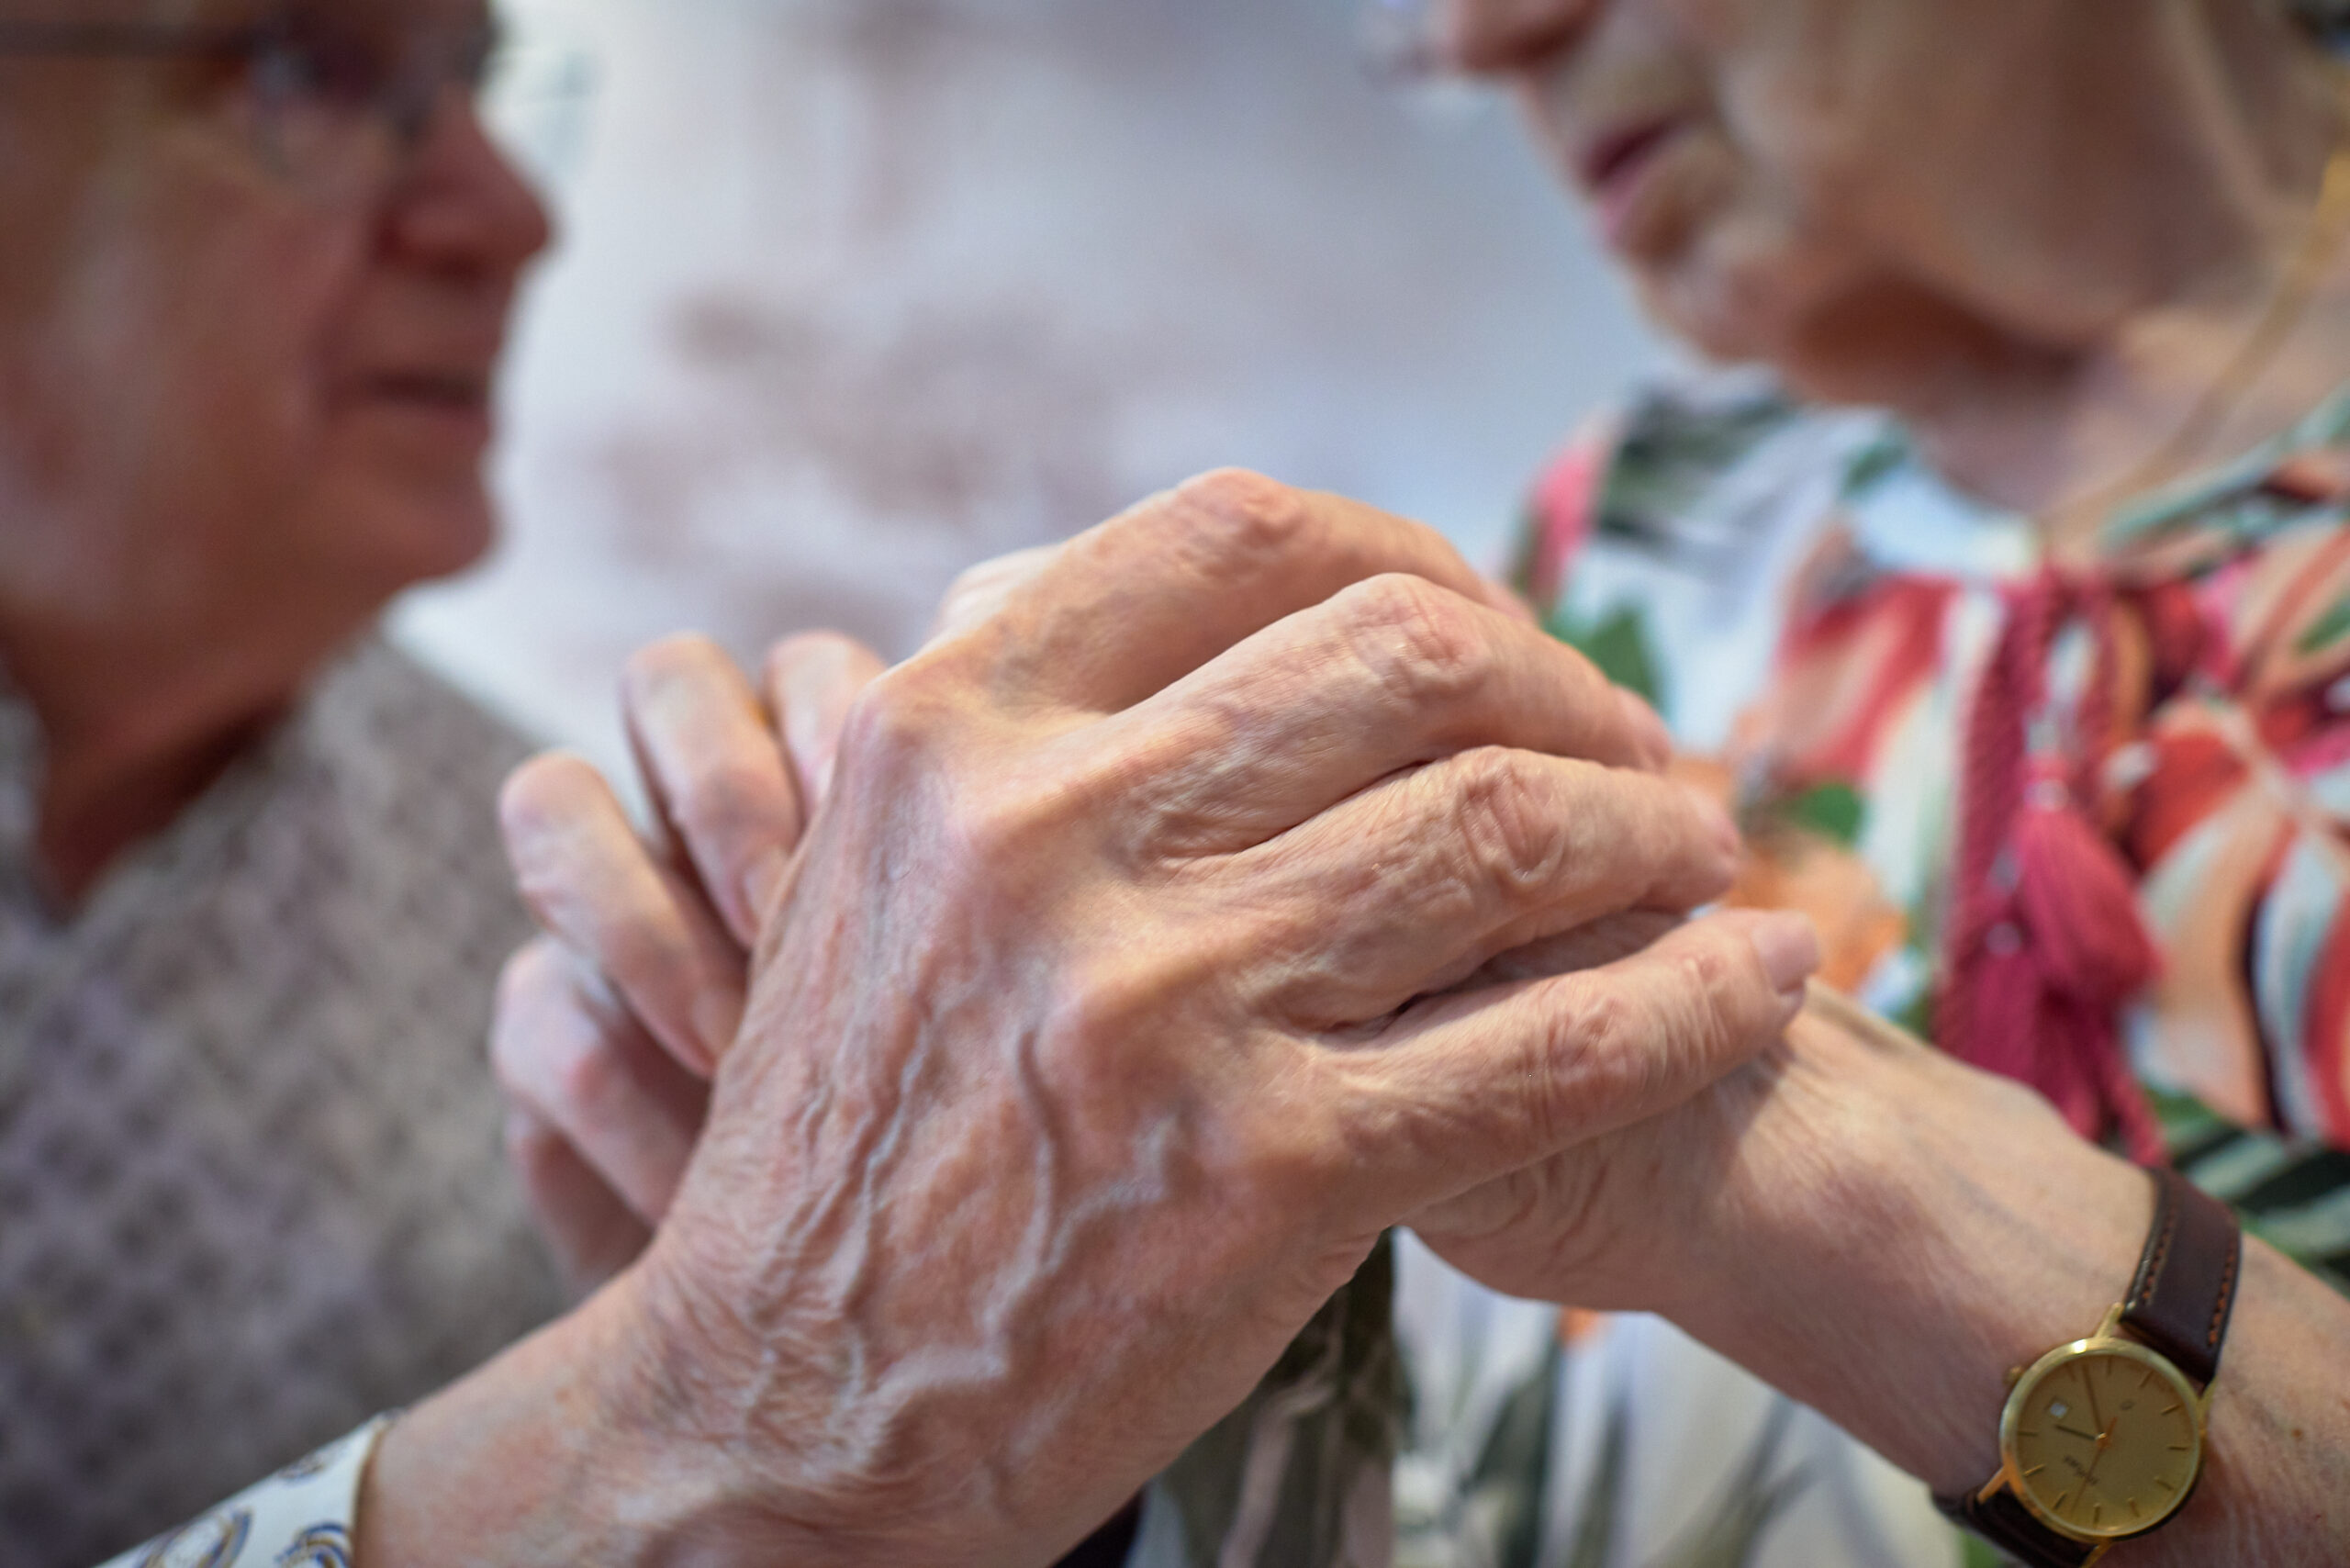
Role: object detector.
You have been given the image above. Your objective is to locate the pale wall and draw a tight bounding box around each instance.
[394,0,1664,772]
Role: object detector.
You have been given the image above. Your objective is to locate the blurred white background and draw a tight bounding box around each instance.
[394,0,1663,771]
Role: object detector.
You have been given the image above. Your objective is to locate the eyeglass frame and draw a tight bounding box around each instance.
[0,6,503,176]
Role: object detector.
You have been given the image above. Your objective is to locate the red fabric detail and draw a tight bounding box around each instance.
[2136,581,2210,702]
[2192,560,2258,693]
[1772,575,1958,786]
[1941,570,2169,1165]
[2125,733,2248,868]
[2302,903,2350,1145]
[1523,432,1611,611]
[2284,719,2350,782]
[2010,801,2165,1003]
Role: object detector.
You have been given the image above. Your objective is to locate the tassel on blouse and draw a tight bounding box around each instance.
[1938,570,2170,1166]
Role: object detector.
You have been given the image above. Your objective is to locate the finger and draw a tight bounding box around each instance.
[622,634,803,949]
[504,1103,655,1292]
[491,939,708,1225]
[1332,910,1820,1217]
[928,545,1063,647]
[1113,575,1675,857]
[762,632,888,816]
[1481,576,1541,627]
[501,754,746,1075]
[1229,749,1740,1025]
[1449,909,1683,991]
[958,470,1506,714]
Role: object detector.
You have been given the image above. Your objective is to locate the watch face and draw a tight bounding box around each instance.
[2001,1338,2204,1540]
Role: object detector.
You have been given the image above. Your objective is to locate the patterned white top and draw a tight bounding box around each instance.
[0,639,566,1566]
[95,1419,389,1568]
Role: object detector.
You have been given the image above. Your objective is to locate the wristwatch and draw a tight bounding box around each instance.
[1934,1166,2242,1567]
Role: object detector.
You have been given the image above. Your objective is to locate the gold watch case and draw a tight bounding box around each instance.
[1992,1305,2210,1543]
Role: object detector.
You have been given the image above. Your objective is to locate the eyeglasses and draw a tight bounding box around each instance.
[0,6,510,202]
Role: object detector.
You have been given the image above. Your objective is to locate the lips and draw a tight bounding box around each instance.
[364,369,493,410]
[1578,115,1684,198]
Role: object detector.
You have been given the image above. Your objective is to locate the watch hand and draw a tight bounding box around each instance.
[2072,1422,2117,1509]
[2054,1422,2104,1443]
[2084,1369,2106,1433]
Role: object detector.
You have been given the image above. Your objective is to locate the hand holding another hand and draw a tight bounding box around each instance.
[397,470,1816,1568]
[491,629,883,1286]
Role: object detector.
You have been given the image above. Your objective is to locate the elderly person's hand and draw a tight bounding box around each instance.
[492,631,883,1286]
[489,540,1560,1293]
[488,550,1092,1288]
[357,471,1815,1565]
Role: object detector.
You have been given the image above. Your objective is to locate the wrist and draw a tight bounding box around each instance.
[1669,1002,2152,1493]
[356,1267,821,1567]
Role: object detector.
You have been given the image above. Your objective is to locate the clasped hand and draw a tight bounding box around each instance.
[488,472,1819,1565]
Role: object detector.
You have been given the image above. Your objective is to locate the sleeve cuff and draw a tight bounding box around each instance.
[96,1413,396,1568]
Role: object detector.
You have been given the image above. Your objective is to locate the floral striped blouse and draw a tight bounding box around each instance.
[1519,376,2350,1282]
[1390,373,2350,1568]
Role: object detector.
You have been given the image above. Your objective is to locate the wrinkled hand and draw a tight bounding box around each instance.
[578,471,1817,1565]
[1405,933,1835,1315]
[492,631,883,1286]
[489,544,1069,1289]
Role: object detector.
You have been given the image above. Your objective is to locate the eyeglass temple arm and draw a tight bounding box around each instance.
[0,21,264,61]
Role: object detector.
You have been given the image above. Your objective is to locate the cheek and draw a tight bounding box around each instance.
[61,177,372,547]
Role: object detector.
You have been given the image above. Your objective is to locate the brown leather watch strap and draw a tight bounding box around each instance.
[1935,1484,2098,1568]
[1935,1165,2243,1563]
[2121,1165,2242,1389]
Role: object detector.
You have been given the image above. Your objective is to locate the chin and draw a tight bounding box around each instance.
[1633,219,1887,387]
[295,476,501,605]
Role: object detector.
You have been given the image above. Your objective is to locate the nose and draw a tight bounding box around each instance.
[1436,0,1602,73]
[381,90,555,283]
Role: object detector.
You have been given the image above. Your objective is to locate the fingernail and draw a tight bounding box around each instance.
[1616,688,1673,768]
[1750,913,1820,998]
[691,986,745,1071]
[1685,786,1742,859]
[785,642,855,806]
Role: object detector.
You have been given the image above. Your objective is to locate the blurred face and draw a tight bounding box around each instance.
[0,0,550,635]
[1440,0,2127,372]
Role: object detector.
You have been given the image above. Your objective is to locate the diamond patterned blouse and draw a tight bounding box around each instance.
[0,638,567,1567]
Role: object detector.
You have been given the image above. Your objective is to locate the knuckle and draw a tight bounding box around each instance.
[949,780,1067,886]
[549,1030,626,1123]
[832,662,950,781]
[489,946,595,1091]
[1448,749,1565,900]
[1161,468,1317,574]
[674,756,782,844]
[935,548,1053,630]
[1535,978,1647,1123]
[760,629,856,690]
[1334,574,1492,709]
